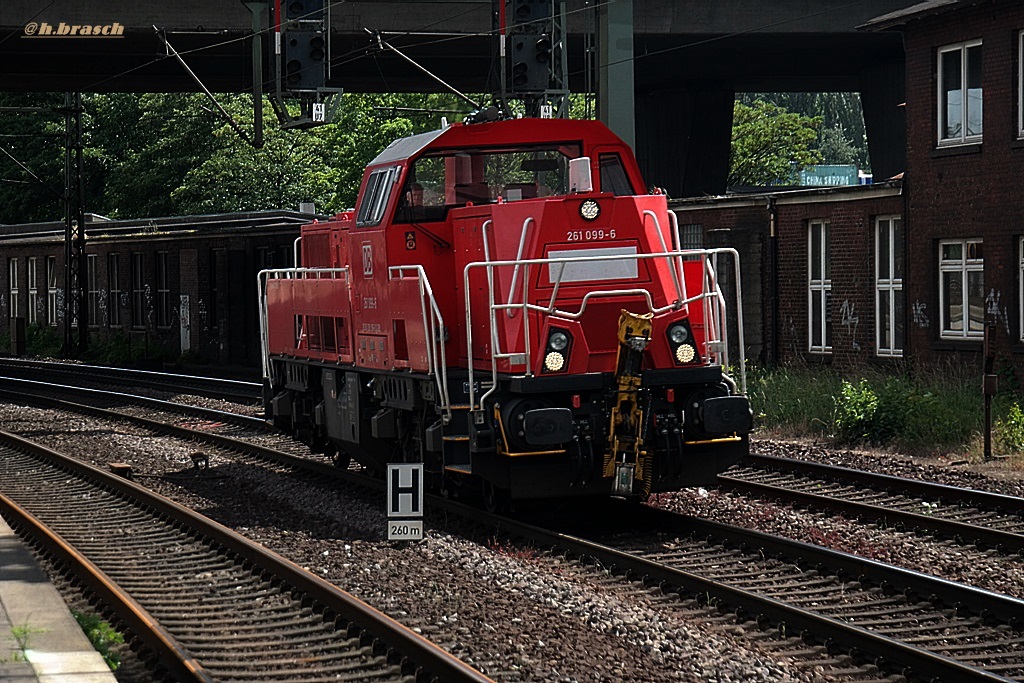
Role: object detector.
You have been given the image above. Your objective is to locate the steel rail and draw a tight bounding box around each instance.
[721,453,1024,552]
[0,428,494,683]
[0,491,214,683]
[0,375,268,431]
[426,498,1021,683]
[0,357,260,403]
[743,452,1024,513]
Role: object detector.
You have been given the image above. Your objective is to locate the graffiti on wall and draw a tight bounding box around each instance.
[985,289,1010,334]
[840,299,861,351]
[912,301,929,328]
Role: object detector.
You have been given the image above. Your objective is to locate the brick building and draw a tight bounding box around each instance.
[669,0,1024,379]
[1,211,308,366]
[867,0,1024,372]
[672,182,905,372]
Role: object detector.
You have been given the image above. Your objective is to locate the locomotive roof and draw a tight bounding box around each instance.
[367,118,629,167]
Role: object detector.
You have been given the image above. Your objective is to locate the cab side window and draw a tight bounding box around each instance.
[598,153,634,196]
[356,166,399,227]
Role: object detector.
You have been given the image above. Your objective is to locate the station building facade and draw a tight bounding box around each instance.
[1,211,307,367]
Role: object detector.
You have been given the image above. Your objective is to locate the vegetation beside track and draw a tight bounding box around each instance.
[749,362,1024,464]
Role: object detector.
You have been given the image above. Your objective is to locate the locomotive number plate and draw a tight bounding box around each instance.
[566,228,617,241]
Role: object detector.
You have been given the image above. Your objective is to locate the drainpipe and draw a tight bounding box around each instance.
[767,197,779,366]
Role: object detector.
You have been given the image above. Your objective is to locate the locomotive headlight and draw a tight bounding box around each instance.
[579,199,600,221]
[668,324,689,344]
[676,344,696,364]
[548,330,569,351]
[544,351,566,372]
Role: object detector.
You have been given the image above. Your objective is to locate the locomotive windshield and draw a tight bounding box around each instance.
[395,143,581,223]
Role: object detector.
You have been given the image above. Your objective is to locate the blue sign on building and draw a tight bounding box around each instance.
[799,165,858,186]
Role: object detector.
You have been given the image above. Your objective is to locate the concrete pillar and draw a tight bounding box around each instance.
[597,0,634,149]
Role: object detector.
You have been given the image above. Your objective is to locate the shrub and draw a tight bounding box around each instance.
[834,379,879,443]
[995,402,1024,455]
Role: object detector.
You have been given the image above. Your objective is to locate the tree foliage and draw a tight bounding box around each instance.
[738,91,868,169]
[0,92,470,224]
[728,99,823,187]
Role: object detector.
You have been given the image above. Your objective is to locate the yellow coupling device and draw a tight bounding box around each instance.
[604,309,654,497]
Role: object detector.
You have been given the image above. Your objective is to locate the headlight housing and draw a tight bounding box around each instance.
[665,319,700,365]
[543,328,572,373]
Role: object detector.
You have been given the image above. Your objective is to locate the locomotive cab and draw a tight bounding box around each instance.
[259,117,752,505]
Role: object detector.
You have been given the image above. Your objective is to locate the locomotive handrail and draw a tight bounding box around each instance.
[258,267,350,385]
[505,217,535,318]
[388,265,453,422]
[643,209,685,302]
[463,248,746,414]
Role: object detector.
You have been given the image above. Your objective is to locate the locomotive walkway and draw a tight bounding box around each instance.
[0,516,116,683]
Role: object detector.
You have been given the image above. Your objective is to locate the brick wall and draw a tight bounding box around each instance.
[674,187,904,373]
[902,0,1024,372]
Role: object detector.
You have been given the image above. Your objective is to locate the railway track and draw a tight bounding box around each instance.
[4,372,1024,680]
[0,428,491,683]
[721,453,1024,554]
[494,503,1024,683]
[0,357,261,404]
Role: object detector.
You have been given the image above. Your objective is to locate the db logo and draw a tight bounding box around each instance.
[362,243,373,277]
[405,231,416,250]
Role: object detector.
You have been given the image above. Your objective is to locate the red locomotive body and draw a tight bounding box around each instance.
[260,117,751,506]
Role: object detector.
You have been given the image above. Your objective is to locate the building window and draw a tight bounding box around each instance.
[808,219,831,353]
[46,257,58,326]
[209,249,224,330]
[108,254,121,327]
[131,252,146,328]
[27,257,38,325]
[87,254,99,327]
[938,40,982,145]
[8,258,19,319]
[679,223,703,250]
[155,251,170,328]
[939,239,983,339]
[876,217,904,357]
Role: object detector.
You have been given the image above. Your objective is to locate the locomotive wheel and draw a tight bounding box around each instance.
[333,448,354,471]
[482,480,511,514]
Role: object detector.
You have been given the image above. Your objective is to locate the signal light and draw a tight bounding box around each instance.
[286,0,323,22]
[282,30,326,92]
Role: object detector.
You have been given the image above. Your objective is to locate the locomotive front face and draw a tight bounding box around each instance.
[260,118,751,505]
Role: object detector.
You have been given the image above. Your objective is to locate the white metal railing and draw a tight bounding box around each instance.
[463,247,746,413]
[258,266,350,384]
[389,265,453,422]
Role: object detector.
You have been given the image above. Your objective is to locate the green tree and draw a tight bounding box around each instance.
[0,93,70,224]
[728,99,822,187]
[738,91,868,169]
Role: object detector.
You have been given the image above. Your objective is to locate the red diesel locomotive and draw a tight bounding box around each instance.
[259,115,751,508]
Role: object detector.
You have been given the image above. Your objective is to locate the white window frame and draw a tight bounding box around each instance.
[8,258,19,320]
[46,256,58,326]
[132,252,146,328]
[87,254,99,327]
[807,219,832,354]
[939,239,984,339]
[155,251,170,328]
[1019,30,1024,139]
[108,253,121,327]
[1019,238,1024,342]
[875,216,904,358]
[27,257,38,325]
[937,39,983,146]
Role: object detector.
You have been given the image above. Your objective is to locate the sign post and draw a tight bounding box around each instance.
[386,463,424,540]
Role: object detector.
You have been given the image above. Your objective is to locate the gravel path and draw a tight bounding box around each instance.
[0,402,827,683]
